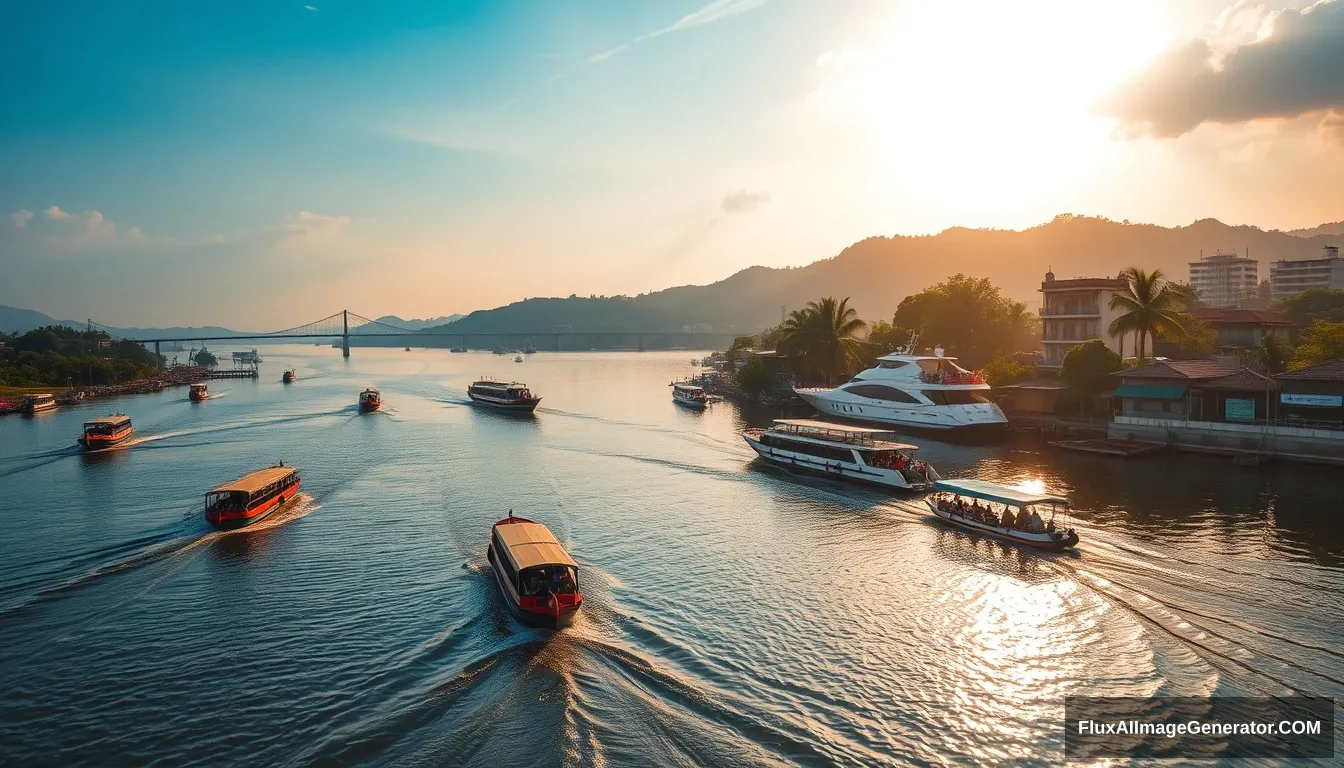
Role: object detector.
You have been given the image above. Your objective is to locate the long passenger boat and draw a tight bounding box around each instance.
[467,380,541,412]
[22,393,57,413]
[205,465,301,530]
[487,513,581,628]
[78,414,133,450]
[744,419,939,491]
[672,382,709,409]
[926,478,1079,551]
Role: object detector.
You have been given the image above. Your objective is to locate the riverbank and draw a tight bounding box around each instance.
[0,365,212,413]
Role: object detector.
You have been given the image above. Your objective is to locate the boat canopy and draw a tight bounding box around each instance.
[933,479,1069,507]
[495,521,578,570]
[84,415,130,427]
[771,419,918,450]
[210,466,297,495]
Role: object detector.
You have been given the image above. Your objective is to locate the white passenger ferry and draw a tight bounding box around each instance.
[468,380,542,412]
[671,382,709,409]
[743,419,938,491]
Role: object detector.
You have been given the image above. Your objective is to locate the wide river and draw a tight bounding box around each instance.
[1,347,1340,766]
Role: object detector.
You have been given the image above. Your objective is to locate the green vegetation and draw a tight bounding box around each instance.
[736,355,770,394]
[982,357,1033,387]
[1289,321,1344,370]
[1273,288,1344,326]
[193,349,218,367]
[865,319,913,353]
[1060,339,1121,393]
[1108,267,1187,363]
[778,297,867,385]
[1168,313,1217,358]
[891,274,1037,368]
[0,326,162,387]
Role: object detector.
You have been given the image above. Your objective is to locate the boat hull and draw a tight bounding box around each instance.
[359,401,380,412]
[926,499,1079,551]
[673,396,707,410]
[468,392,541,412]
[743,433,934,491]
[78,431,133,451]
[486,544,580,628]
[794,389,1006,431]
[207,483,300,530]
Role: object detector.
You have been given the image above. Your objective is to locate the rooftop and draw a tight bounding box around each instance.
[1276,358,1344,382]
[1197,369,1279,392]
[1040,276,1128,291]
[1192,307,1293,326]
[210,466,297,495]
[1115,360,1230,380]
[495,520,578,570]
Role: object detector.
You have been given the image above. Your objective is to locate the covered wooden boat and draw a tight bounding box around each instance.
[282,369,296,383]
[78,414,133,450]
[468,380,541,412]
[205,465,300,530]
[487,513,581,628]
[22,393,57,413]
[926,478,1079,551]
[189,383,209,401]
[358,388,381,412]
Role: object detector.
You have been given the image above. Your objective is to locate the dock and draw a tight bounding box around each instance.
[1050,438,1165,457]
[208,368,259,380]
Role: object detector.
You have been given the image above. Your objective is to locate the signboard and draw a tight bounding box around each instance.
[1280,393,1343,408]
[98,340,112,348]
[1225,398,1256,421]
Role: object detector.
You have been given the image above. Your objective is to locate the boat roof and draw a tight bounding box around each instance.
[84,414,130,426]
[494,520,578,570]
[210,466,297,495]
[191,382,207,387]
[770,419,919,450]
[934,479,1070,506]
[877,353,958,362]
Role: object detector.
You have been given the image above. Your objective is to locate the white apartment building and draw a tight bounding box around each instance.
[1188,250,1258,308]
[1270,246,1344,302]
[1038,271,1134,367]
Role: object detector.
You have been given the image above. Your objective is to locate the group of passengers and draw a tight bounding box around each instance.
[943,495,1051,533]
[522,567,578,597]
[869,452,928,476]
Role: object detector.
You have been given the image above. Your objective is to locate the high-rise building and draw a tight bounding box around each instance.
[1188,250,1259,308]
[1038,271,1134,367]
[1270,245,1344,302]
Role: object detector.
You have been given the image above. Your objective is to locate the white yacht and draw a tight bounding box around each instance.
[743,419,938,491]
[794,348,1006,431]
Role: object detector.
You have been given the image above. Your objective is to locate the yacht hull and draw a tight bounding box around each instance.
[795,389,1006,431]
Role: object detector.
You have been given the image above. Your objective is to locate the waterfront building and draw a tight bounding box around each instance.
[1188,250,1259,308]
[1191,307,1292,348]
[1276,359,1344,427]
[1269,245,1344,302]
[1038,271,1134,368]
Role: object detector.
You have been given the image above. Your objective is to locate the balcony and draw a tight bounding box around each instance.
[1040,304,1100,317]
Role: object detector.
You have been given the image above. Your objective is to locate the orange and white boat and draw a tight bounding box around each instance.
[22,393,57,413]
[189,383,209,401]
[487,513,581,628]
[282,369,296,383]
[78,414,133,450]
[205,464,301,530]
[358,388,381,412]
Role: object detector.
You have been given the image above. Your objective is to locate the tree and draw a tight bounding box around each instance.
[1166,313,1217,358]
[1243,333,1292,374]
[1274,288,1344,326]
[1060,339,1121,393]
[1108,267,1188,363]
[1289,321,1344,370]
[193,349,218,367]
[736,355,770,394]
[866,320,913,353]
[982,356,1033,387]
[778,297,867,385]
[892,274,1038,368]
[724,335,756,365]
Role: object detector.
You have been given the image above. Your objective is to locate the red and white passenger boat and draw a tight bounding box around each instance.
[189,383,209,401]
[78,414,133,450]
[205,465,301,530]
[487,513,581,628]
[358,388,381,412]
[467,380,541,412]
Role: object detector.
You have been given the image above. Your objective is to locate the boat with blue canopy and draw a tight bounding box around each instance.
[926,479,1079,550]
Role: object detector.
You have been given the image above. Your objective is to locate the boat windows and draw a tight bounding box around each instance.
[519,565,578,596]
[921,390,992,406]
[842,384,921,404]
[760,433,856,462]
[877,360,909,369]
[863,450,911,470]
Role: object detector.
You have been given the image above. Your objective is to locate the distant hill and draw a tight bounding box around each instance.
[1286,222,1344,238]
[424,215,1342,336]
[0,305,67,334]
[358,314,464,333]
[0,304,249,339]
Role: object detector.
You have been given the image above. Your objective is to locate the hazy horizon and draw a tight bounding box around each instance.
[5,0,1343,328]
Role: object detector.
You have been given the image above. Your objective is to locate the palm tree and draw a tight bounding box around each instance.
[1108,267,1187,364]
[780,297,867,384]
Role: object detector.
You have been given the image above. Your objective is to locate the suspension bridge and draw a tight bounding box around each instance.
[90,311,742,359]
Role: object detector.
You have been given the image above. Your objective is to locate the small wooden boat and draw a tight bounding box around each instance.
[189,383,209,401]
[514,355,524,363]
[487,513,581,628]
[672,382,709,409]
[22,393,57,413]
[78,414,133,450]
[744,419,938,491]
[359,388,381,412]
[282,369,296,383]
[926,479,1079,551]
[467,380,541,412]
[206,464,300,530]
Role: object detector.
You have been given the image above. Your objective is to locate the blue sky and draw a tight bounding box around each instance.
[4,0,1343,328]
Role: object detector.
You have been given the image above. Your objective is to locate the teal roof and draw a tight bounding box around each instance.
[933,479,1070,506]
[1113,383,1187,400]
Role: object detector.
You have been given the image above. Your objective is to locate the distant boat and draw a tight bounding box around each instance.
[78,414,133,450]
[451,347,468,353]
[205,464,300,530]
[282,369,296,383]
[189,383,209,401]
[405,346,412,352]
[359,388,381,412]
[21,393,57,413]
[514,355,524,363]
[671,382,709,409]
[468,380,541,412]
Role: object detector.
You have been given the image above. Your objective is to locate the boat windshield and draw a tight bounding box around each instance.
[518,565,578,596]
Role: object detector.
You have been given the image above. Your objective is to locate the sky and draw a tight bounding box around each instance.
[2,0,1343,329]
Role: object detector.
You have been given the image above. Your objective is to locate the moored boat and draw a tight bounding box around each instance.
[671,382,709,409]
[467,380,541,412]
[78,414,133,450]
[21,393,57,413]
[514,355,523,363]
[359,388,381,412]
[282,369,296,383]
[744,419,938,491]
[926,478,1079,551]
[189,383,209,401]
[205,464,301,530]
[487,512,581,628]
[451,346,468,353]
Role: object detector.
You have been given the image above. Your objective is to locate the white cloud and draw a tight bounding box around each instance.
[721,189,771,214]
[589,0,771,63]
[43,205,72,221]
[11,205,352,251]
[10,209,33,229]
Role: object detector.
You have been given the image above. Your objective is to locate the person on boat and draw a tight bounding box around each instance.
[1002,508,1018,529]
[1028,508,1045,533]
[558,570,576,594]
[525,573,540,596]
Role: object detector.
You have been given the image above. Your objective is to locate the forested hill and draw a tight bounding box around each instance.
[427,216,1341,335]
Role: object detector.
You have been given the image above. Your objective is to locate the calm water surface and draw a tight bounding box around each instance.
[1,348,1341,766]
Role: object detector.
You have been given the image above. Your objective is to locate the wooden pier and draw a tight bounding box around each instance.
[207,368,259,380]
[1050,438,1165,457]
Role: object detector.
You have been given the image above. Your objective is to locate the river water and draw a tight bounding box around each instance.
[1,347,1340,766]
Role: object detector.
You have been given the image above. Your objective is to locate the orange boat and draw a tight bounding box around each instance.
[78,414,133,450]
[205,465,300,530]
[189,383,209,401]
[358,388,380,412]
[487,513,581,628]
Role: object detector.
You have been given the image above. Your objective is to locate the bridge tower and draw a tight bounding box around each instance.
[342,310,350,358]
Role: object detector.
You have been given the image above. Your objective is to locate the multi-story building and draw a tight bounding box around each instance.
[1188,250,1259,308]
[1270,245,1344,302]
[1038,271,1133,367]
